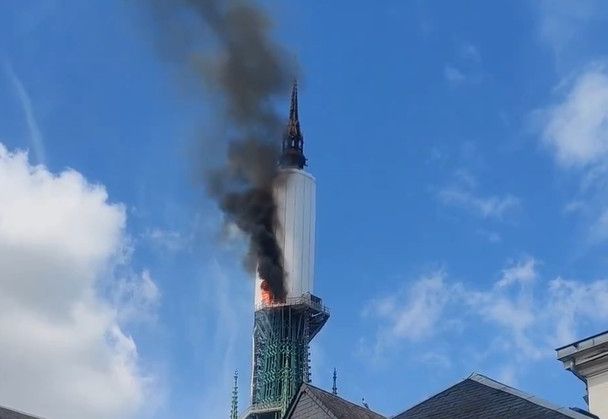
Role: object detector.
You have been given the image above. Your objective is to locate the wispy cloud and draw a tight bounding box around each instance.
[196,258,251,418]
[540,64,608,168]
[537,0,608,67]
[437,171,520,220]
[363,256,608,382]
[444,42,483,87]
[444,65,466,85]
[496,257,537,288]
[364,271,453,346]
[537,64,608,241]
[438,188,520,219]
[142,227,192,253]
[110,269,161,324]
[476,229,502,243]
[419,352,452,370]
[459,43,481,63]
[4,63,46,164]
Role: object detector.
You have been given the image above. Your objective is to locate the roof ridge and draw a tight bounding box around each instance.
[0,404,44,419]
[305,384,369,410]
[300,384,339,419]
[393,372,592,419]
[390,374,474,418]
[468,373,591,419]
[302,383,385,418]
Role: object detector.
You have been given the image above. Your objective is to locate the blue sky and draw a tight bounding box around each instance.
[2,1,608,418]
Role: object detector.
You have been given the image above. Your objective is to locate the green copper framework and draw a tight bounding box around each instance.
[245,296,329,418]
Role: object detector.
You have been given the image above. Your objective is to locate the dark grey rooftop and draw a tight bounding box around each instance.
[393,373,591,419]
[0,405,42,419]
[284,383,386,419]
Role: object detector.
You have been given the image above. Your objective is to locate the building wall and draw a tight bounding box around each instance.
[255,168,316,305]
[588,371,608,418]
[287,392,332,419]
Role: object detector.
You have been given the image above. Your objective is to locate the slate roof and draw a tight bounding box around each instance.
[0,405,42,419]
[393,373,592,419]
[284,383,386,419]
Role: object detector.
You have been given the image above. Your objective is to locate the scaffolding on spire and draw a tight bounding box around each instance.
[247,298,329,418]
[244,83,328,419]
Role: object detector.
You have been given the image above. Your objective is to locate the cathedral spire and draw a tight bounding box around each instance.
[280,80,307,169]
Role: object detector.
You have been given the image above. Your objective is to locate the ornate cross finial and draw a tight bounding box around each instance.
[289,79,299,123]
[280,80,307,169]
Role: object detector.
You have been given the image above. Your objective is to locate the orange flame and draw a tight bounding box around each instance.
[260,280,274,305]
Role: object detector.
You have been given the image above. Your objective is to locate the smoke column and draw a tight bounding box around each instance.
[148,0,293,300]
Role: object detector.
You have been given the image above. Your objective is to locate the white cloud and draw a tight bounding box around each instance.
[538,65,608,241]
[496,257,537,288]
[547,276,608,344]
[463,259,543,360]
[0,144,155,419]
[386,273,450,341]
[364,257,608,380]
[437,172,520,220]
[365,272,456,347]
[542,66,608,167]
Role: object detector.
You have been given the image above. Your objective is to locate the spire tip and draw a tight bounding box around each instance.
[280,80,306,169]
[289,80,299,122]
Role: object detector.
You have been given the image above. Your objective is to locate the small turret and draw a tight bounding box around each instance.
[230,370,239,419]
[332,368,338,396]
[280,81,307,169]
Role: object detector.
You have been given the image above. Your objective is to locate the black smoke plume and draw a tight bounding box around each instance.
[148,0,293,300]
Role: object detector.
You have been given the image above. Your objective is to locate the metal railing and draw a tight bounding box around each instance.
[255,293,329,314]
